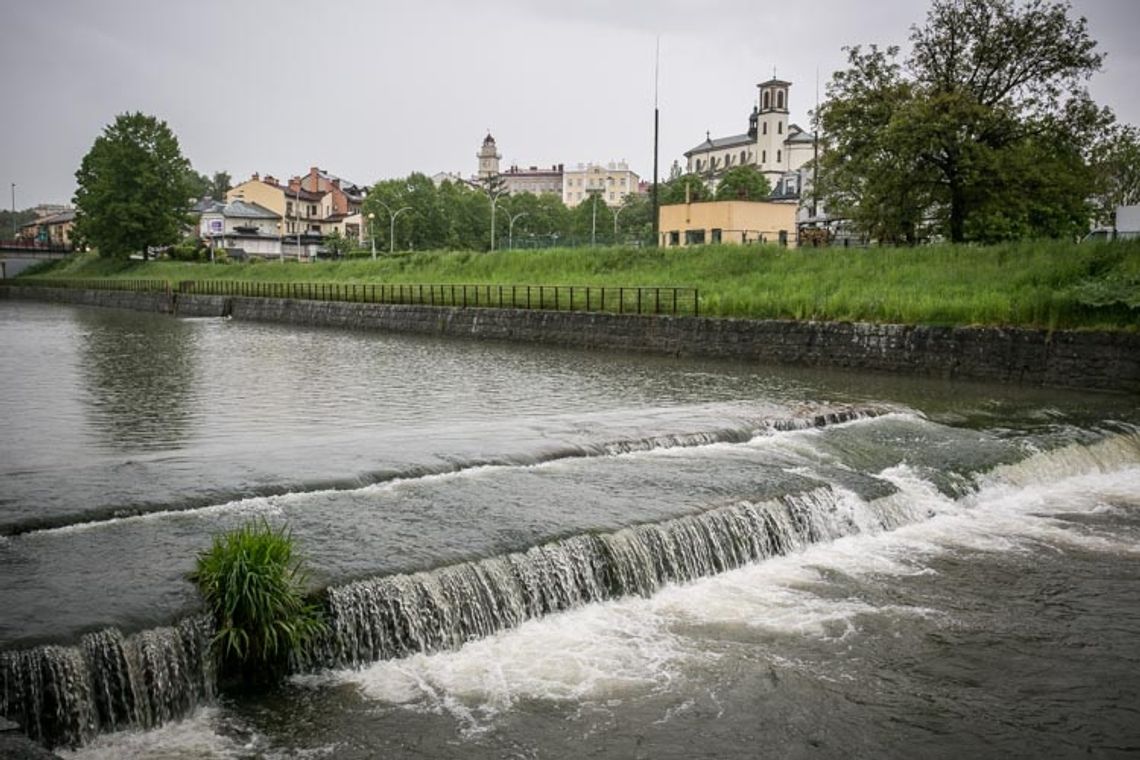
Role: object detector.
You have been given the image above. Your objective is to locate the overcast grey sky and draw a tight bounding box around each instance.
[3,0,1138,206]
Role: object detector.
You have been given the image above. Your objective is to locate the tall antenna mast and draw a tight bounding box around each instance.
[652,35,660,248]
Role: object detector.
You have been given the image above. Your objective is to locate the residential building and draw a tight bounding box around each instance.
[198,200,284,259]
[684,78,817,190]
[659,199,798,248]
[501,163,564,196]
[562,162,640,208]
[19,209,75,247]
[227,173,322,241]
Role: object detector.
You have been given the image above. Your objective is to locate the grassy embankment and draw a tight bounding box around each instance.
[23,239,1140,330]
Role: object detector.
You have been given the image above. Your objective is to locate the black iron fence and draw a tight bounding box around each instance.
[5,278,169,292]
[177,281,700,317]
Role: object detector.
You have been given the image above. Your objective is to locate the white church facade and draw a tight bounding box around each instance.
[683,79,816,193]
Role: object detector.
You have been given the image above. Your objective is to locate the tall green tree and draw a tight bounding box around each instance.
[659,173,710,205]
[209,171,232,202]
[715,165,772,201]
[818,0,1109,243]
[1091,124,1140,226]
[74,112,193,258]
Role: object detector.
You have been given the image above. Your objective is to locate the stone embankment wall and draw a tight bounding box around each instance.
[3,285,1137,393]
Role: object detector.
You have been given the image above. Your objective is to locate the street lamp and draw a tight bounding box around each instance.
[587,189,603,247]
[368,212,376,259]
[374,200,411,255]
[294,180,302,261]
[508,211,528,250]
[488,193,510,252]
[609,204,626,240]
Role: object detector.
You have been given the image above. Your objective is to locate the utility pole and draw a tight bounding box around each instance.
[10,183,15,240]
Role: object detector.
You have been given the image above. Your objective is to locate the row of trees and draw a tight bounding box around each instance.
[360,173,655,252]
[354,164,772,254]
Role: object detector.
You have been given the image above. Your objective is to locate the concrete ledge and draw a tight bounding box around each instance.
[3,285,1137,393]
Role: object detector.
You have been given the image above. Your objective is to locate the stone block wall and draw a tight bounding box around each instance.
[3,285,1137,393]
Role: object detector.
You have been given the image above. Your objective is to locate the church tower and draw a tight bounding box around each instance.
[755,79,791,180]
[477,133,501,179]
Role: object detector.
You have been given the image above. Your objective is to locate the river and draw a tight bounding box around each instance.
[1,300,1137,758]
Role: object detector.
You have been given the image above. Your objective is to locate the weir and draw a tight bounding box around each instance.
[4,427,1138,749]
[0,481,915,748]
[0,617,214,749]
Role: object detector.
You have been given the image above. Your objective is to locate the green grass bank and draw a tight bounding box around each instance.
[21,240,1140,331]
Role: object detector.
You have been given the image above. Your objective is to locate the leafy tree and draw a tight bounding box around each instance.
[209,171,232,202]
[74,112,193,258]
[322,229,360,258]
[1,208,37,240]
[818,0,1109,243]
[1091,124,1140,226]
[715,165,772,201]
[659,173,710,205]
[437,178,490,250]
[615,191,654,244]
[183,169,211,201]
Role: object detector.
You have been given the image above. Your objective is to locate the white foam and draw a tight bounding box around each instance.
[316,457,1140,727]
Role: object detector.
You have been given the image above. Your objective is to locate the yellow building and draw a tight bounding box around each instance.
[659,200,797,247]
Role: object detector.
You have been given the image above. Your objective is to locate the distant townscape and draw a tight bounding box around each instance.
[4,0,1137,265]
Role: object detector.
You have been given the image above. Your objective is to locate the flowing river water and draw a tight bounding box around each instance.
[0,300,1138,759]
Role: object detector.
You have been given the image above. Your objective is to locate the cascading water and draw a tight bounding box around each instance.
[312,484,924,670]
[0,617,214,749]
[3,423,1137,751]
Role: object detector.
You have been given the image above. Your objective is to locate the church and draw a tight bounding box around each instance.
[683,78,817,198]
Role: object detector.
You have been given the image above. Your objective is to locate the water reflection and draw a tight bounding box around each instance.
[76,309,201,451]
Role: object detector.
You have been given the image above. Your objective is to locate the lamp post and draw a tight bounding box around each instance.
[507,211,528,250]
[374,200,411,255]
[587,189,602,247]
[609,204,626,241]
[368,212,376,259]
[292,180,303,261]
[488,193,510,252]
[9,183,14,240]
[276,221,283,263]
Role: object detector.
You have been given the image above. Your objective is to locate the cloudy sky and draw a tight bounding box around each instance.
[3,0,1138,206]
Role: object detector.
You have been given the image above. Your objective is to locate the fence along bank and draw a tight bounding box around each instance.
[1,281,1137,394]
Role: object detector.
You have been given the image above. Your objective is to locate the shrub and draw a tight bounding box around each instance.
[191,519,325,685]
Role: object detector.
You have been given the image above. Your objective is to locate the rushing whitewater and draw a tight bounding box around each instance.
[2,302,1138,757]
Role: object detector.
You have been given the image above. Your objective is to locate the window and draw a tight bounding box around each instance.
[777,150,782,163]
[778,121,783,134]
[762,150,767,163]
[763,91,770,110]
[741,150,747,164]
[711,228,722,243]
[286,201,294,216]
[762,122,767,135]
[777,90,785,109]
[668,230,680,246]
[685,229,706,245]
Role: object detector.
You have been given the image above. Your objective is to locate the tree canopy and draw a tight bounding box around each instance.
[817,0,1112,243]
[74,112,193,258]
[1091,124,1140,226]
[715,165,772,201]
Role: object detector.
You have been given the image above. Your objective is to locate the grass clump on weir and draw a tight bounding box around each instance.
[191,519,325,686]
[27,238,1140,330]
